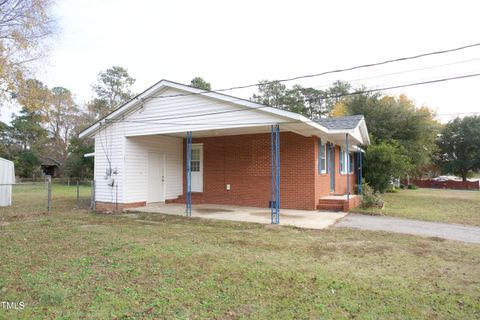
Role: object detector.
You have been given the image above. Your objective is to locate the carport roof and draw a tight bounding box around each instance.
[313,115,365,130]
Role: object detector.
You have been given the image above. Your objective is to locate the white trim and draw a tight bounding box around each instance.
[83,152,95,158]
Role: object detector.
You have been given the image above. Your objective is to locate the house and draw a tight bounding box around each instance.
[0,157,15,207]
[39,156,62,178]
[79,80,369,220]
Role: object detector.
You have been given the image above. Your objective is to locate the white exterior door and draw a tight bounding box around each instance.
[191,144,203,192]
[148,152,165,202]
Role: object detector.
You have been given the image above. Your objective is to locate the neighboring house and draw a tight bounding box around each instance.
[79,80,369,213]
[0,157,15,207]
[39,156,62,177]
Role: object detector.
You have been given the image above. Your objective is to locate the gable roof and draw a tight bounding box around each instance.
[313,115,365,130]
[78,79,369,145]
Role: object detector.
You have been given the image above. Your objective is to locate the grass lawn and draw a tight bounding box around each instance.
[1,186,479,319]
[353,188,480,226]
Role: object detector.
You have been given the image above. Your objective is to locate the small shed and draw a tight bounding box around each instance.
[0,157,15,207]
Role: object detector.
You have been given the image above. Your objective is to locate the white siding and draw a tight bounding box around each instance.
[92,87,288,204]
[94,123,125,203]
[121,88,289,137]
[124,135,182,203]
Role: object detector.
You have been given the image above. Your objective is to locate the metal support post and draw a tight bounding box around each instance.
[47,178,52,214]
[357,145,363,195]
[270,125,280,224]
[346,133,350,201]
[76,180,80,209]
[185,131,192,216]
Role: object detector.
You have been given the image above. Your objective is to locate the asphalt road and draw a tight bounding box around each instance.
[335,214,480,244]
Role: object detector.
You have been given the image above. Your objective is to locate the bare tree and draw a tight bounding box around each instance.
[0,0,56,105]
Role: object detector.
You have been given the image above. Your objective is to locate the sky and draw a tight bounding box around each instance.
[2,0,480,123]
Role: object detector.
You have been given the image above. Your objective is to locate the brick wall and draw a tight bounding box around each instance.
[181,132,318,210]
[313,140,357,200]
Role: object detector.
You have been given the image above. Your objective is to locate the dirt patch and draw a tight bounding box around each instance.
[120,213,139,219]
[134,219,163,225]
[196,208,235,214]
[80,224,101,228]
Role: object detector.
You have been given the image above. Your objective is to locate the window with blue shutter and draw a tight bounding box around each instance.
[318,139,326,174]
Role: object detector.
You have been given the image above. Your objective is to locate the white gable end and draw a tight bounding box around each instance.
[115,88,293,138]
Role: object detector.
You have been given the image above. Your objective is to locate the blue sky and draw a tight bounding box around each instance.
[2,0,480,123]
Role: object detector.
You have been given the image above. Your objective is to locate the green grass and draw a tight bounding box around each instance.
[0,185,479,319]
[354,188,480,226]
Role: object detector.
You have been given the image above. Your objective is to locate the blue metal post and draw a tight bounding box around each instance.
[358,145,363,195]
[270,125,280,224]
[270,126,275,224]
[275,125,280,224]
[346,133,350,201]
[186,131,192,216]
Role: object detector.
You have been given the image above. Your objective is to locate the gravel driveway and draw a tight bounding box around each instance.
[335,214,480,244]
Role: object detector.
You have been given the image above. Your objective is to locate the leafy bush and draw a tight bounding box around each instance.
[386,188,399,193]
[407,184,418,190]
[361,180,384,209]
[399,184,406,189]
[363,142,412,193]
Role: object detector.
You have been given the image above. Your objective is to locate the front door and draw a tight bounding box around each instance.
[148,152,165,202]
[329,144,335,192]
[191,144,203,192]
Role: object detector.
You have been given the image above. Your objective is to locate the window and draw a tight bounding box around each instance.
[318,139,326,174]
[191,148,200,172]
[339,149,354,174]
[349,152,354,174]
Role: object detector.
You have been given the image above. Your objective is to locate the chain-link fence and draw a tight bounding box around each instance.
[0,178,93,219]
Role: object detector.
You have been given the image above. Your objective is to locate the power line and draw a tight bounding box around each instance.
[149,42,480,100]
[104,72,480,124]
[311,57,480,89]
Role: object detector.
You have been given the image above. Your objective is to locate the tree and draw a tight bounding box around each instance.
[190,77,211,91]
[251,80,351,118]
[89,66,135,118]
[14,149,40,178]
[0,0,55,109]
[363,142,411,192]
[10,106,48,152]
[437,116,480,181]
[44,86,79,163]
[343,93,439,176]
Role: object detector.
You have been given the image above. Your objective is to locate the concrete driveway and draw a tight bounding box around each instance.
[336,214,480,244]
[127,203,347,229]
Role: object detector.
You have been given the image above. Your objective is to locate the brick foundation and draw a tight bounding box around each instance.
[95,201,146,212]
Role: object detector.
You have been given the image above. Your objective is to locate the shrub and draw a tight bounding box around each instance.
[407,184,418,190]
[361,180,384,209]
[363,142,412,193]
[399,184,406,189]
[386,188,399,193]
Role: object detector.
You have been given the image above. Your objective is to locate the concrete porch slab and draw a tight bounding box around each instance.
[126,203,347,229]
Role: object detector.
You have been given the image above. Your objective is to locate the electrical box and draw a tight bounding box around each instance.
[226,184,231,191]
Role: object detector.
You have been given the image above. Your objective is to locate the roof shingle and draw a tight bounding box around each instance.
[313,115,364,130]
